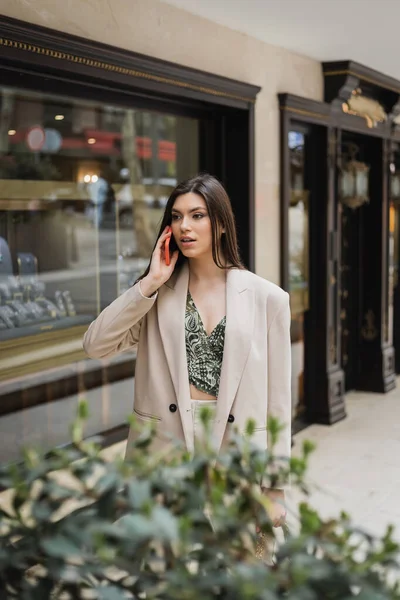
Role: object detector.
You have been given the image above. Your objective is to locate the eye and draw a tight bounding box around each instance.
[193,213,205,219]
[171,214,181,221]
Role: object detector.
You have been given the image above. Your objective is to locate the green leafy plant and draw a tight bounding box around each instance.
[0,403,398,599]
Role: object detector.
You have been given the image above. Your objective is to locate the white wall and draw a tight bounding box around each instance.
[0,0,323,283]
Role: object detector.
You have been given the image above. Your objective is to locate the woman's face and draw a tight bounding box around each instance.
[171,192,215,260]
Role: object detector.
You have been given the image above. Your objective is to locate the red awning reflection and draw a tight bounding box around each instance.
[7,129,176,161]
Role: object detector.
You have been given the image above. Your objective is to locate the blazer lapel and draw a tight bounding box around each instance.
[158,265,254,454]
[212,269,255,452]
[158,263,194,452]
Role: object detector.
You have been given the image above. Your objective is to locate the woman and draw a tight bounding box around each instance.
[83,173,291,529]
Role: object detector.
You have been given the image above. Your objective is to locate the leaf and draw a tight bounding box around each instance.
[46,481,80,501]
[0,409,399,598]
[290,456,307,477]
[299,503,322,535]
[127,479,151,510]
[59,564,81,583]
[12,487,28,514]
[266,416,284,447]
[96,489,118,520]
[22,448,41,469]
[0,506,13,520]
[151,506,178,541]
[116,514,154,540]
[0,475,13,489]
[350,591,391,600]
[31,499,53,522]
[245,419,256,437]
[25,464,53,485]
[302,439,316,457]
[96,586,129,600]
[41,534,82,559]
[71,421,83,445]
[29,577,56,599]
[96,472,120,495]
[77,400,90,420]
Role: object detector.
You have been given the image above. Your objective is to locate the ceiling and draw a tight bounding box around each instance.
[161,0,400,81]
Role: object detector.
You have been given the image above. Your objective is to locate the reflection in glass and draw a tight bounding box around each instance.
[0,85,199,375]
[391,170,400,201]
[288,130,309,420]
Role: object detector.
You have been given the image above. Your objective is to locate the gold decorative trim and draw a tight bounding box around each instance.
[0,349,86,382]
[0,324,89,351]
[342,89,387,129]
[0,36,255,104]
[280,105,327,120]
[324,69,400,96]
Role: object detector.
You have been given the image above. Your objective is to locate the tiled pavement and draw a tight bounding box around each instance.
[287,381,400,541]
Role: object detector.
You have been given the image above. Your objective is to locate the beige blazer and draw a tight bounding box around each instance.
[83,264,291,474]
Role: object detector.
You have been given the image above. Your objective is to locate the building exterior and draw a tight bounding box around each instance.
[281,67,400,428]
[2,0,396,461]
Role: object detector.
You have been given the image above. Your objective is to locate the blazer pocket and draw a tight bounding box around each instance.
[133,407,162,422]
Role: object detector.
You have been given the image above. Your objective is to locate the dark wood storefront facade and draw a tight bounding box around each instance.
[281,61,400,428]
[0,16,259,457]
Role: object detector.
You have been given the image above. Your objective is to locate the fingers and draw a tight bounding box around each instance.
[156,227,172,247]
[170,249,179,267]
[152,228,179,273]
[153,230,171,261]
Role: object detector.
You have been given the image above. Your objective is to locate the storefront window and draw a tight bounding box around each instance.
[0,86,199,381]
[288,130,309,420]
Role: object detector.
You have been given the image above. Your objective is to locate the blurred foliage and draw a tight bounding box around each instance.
[0,403,398,599]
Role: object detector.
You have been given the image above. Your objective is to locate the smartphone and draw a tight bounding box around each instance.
[165,226,172,266]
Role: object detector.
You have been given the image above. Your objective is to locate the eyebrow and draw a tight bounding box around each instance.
[171,206,207,214]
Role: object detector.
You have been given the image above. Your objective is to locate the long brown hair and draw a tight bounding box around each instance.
[136,173,244,282]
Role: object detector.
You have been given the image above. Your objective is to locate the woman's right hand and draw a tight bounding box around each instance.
[140,227,179,297]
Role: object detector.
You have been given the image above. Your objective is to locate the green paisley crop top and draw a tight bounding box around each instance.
[185,291,226,397]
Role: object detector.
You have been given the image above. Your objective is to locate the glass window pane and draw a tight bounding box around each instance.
[288,130,309,420]
[0,85,199,458]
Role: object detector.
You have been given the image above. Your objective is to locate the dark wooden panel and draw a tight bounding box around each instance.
[304,126,345,424]
[323,60,400,100]
[279,93,331,129]
[357,137,395,392]
[0,15,260,110]
[222,108,254,270]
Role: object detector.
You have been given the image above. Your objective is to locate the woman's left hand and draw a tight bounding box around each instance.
[261,488,286,528]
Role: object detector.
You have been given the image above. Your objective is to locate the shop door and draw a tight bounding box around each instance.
[287,124,343,426]
[340,203,363,391]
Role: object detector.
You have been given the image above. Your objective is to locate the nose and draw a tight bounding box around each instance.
[180,216,191,232]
